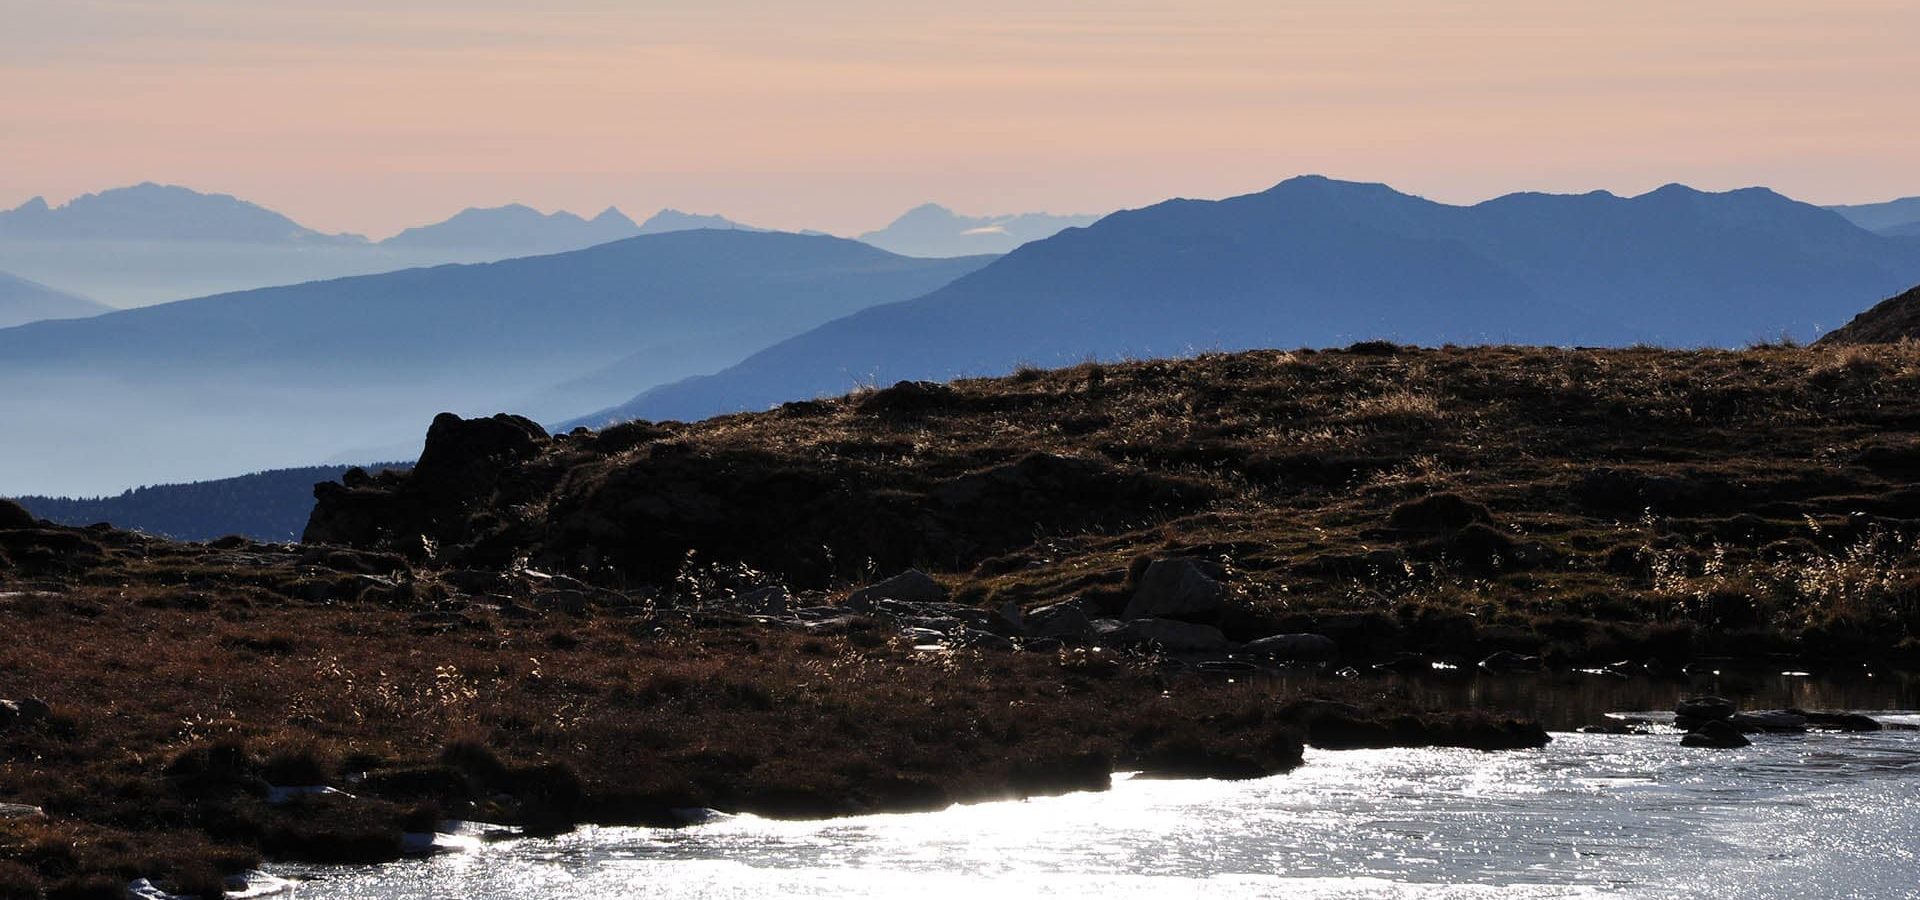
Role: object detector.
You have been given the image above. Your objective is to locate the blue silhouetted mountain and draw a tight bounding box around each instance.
[380,204,642,253]
[584,176,1920,426]
[0,230,991,497]
[0,271,110,329]
[857,204,1103,257]
[381,206,762,255]
[1827,197,1920,235]
[637,209,763,234]
[9,463,408,542]
[0,183,366,244]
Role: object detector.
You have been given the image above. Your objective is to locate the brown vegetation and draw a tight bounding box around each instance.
[12,341,1920,893]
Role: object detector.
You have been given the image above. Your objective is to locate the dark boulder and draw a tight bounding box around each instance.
[1122,558,1226,620]
[857,380,958,416]
[1793,710,1882,732]
[1389,493,1493,532]
[1681,718,1751,749]
[1674,695,1736,730]
[1477,650,1543,673]
[412,412,548,488]
[1025,602,1095,642]
[1729,710,1807,733]
[845,569,947,611]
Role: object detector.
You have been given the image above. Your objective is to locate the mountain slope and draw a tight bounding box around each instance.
[588,177,1920,426]
[857,204,1102,257]
[0,271,110,328]
[1815,284,1920,345]
[0,231,990,496]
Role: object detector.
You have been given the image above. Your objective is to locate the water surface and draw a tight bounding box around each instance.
[280,720,1920,899]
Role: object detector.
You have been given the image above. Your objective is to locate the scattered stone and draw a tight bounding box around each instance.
[1025,602,1094,642]
[1477,650,1543,673]
[1794,710,1882,732]
[1681,718,1751,749]
[1388,493,1493,532]
[1122,558,1226,620]
[1674,695,1737,730]
[1103,618,1231,653]
[1243,633,1339,662]
[1729,710,1808,734]
[732,585,791,616]
[845,569,947,611]
[0,698,50,730]
[533,590,593,616]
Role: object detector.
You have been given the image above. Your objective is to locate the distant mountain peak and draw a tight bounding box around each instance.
[858,203,1103,258]
[591,207,636,227]
[636,209,758,234]
[0,182,359,245]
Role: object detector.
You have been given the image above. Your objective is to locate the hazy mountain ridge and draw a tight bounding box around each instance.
[583,176,1920,426]
[0,271,111,329]
[1827,196,1920,235]
[0,184,768,305]
[0,230,992,497]
[856,203,1103,257]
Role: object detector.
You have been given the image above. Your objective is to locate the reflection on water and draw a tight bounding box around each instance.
[277,677,1920,900]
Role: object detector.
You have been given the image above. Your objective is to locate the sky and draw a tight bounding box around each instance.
[3,0,1917,238]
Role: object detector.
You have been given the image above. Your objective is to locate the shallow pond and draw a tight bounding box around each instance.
[276,703,1920,898]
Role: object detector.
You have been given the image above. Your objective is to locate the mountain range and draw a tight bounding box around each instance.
[0,271,110,329]
[1828,196,1920,237]
[0,185,766,307]
[0,231,991,496]
[856,204,1102,257]
[581,176,1920,426]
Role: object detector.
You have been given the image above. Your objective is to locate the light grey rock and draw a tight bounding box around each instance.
[1123,558,1225,620]
[1244,633,1339,662]
[0,803,44,820]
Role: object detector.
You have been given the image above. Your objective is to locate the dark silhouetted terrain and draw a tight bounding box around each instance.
[1817,284,1920,345]
[584,177,1920,426]
[10,464,407,542]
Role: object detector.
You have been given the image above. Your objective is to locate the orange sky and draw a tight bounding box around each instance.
[3,0,1917,237]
